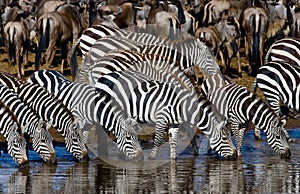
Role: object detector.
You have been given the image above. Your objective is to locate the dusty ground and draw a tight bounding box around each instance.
[0,46,299,143]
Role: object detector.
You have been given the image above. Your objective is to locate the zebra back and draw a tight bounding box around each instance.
[264,37,300,66]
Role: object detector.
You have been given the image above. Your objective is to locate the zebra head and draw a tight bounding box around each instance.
[7,130,28,167]
[117,117,143,161]
[64,121,89,162]
[26,120,56,164]
[198,107,237,160]
[209,120,237,160]
[265,119,291,159]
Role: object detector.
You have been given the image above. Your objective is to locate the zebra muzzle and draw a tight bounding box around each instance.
[19,158,29,168]
[45,152,57,164]
[281,147,291,159]
[134,149,144,161]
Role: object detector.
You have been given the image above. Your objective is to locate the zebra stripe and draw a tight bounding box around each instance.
[265,37,300,66]
[0,84,56,163]
[95,70,237,160]
[253,61,300,123]
[0,100,28,165]
[0,72,88,161]
[27,70,143,160]
[201,74,291,158]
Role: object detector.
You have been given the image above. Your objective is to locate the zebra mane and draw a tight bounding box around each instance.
[0,100,22,132]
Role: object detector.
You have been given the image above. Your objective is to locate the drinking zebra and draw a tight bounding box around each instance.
[201,74,291,158]
[27,70,143,161]
[95,70,237,160]
[0,72,88,161]
[252,61,300,141]
[0,84,56,164]
[0,100,28,166]
[264,37,300,66]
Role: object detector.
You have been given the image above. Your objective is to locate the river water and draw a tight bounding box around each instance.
[0,128,299,193]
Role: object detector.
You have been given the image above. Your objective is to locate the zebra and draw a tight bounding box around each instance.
[201,74,291,158]
[264,37,300,66]
[72,24,220,80]
[0,100,28,166]
[0,84,56,164]
[254,37,300,140]
[78,38,219,91]
[95,69,237,160]
[27,70,144,161]
[0,72,88,161]
[252,61,300,141]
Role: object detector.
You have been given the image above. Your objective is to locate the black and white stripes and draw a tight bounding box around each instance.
[0,72,88,161]
[28,70,143,160]
[201,74,291,158]
[95,70,237,159]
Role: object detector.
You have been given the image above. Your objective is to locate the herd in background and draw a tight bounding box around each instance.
[0,0,298,167]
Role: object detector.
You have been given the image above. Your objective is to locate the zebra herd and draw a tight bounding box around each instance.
[0,21,299,166]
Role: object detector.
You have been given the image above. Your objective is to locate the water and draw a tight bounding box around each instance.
[0,129,299,193]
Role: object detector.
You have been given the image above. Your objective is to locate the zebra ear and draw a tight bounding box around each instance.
[46,119,53,130]
[22,122,30,134]
[75,118,86,130]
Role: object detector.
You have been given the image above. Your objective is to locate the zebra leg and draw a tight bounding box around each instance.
[149,121,168,160]
[191,135,199,156]
[169,127,179,160]
[231,122,243,156]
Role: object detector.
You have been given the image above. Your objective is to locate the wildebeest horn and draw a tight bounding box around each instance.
[113,6,122,16]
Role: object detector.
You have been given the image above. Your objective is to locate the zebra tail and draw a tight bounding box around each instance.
[251,77,258,94]
[251,13,260,75]
[177,0,186,25]
[295,21,299,38]
[8,27,16,64]
[69,38,80,80]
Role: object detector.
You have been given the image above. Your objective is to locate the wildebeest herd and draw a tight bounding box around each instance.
[0,0,299,167]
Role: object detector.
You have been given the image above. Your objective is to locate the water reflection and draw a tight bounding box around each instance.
[0,129,299,193]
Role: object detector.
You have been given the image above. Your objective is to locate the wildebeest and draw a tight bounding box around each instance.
[239,0,269,76]
[35,3,84,79]
[3,10,32,79]
[89,1,122,28]
[215,15,242,76]
[201,0,231,27]
[146,0,184,39]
